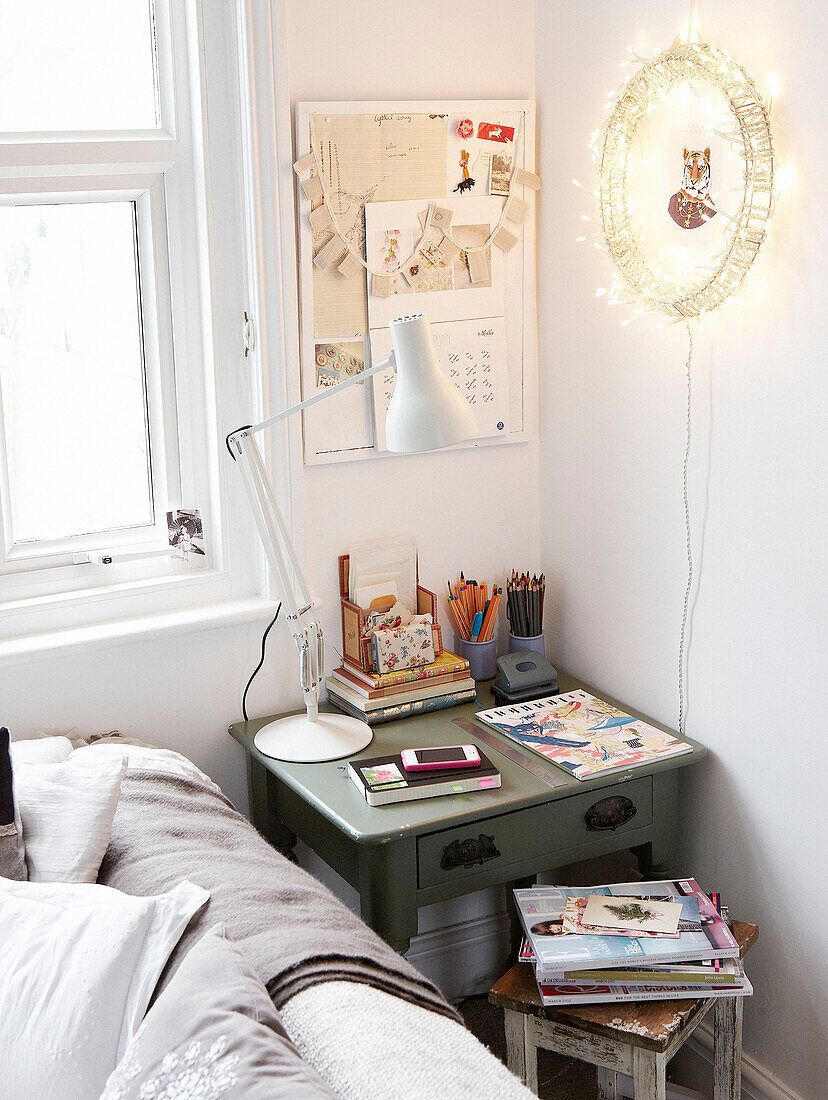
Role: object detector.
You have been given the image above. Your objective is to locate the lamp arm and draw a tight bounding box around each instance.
[227,352,395,449]
[226,352,395,724]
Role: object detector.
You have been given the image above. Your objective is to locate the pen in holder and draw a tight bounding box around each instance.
[446,574,502,680]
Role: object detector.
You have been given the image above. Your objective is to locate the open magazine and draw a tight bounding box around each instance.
[475,689,691,780]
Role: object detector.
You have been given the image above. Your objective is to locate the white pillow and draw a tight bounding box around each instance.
[14,754,126,882]
[10,735,74,766]
[70,741,221,792]
[0,877,208,1100]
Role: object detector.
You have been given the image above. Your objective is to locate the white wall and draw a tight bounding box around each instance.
[536,3,826,1097]
[285,0,539,671]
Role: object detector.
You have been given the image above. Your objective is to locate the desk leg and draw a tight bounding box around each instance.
[632,772,678,879]
[632,1048,666,1100]
[357,839,418,955]
[713,996,743,1100]
[503,1009,528,1086]
[247,756,297,859]
[596,1067,618,1099]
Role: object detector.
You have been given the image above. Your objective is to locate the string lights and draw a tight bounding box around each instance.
[582,35,777,321]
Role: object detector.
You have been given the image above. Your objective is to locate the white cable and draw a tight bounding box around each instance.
[678,320,694,736]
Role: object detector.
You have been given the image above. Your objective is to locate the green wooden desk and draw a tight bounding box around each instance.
[228,672,706,954]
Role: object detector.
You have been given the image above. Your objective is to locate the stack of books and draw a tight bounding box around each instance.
[325,650,476,726]
[515,878,753,1007]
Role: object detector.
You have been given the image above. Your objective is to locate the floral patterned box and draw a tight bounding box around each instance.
[371,622,436,674]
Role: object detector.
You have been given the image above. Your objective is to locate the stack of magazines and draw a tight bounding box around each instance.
[515,878,752,1007]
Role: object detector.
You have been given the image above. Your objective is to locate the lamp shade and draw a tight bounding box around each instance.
[384,314,478,453]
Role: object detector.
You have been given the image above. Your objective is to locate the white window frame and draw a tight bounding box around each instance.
[0,0,271,653]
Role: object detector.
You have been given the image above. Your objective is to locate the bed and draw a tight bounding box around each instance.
[74,734,535,1099]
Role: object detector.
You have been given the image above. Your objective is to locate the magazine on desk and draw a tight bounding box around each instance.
[514,879,739,975]
[518,939,743,985]
[475,689,692,780]
[534,971,753,1007]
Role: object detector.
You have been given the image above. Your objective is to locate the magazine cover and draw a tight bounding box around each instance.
[475,689,692,779]
[535,972,753,1007]
[515,879,739,973]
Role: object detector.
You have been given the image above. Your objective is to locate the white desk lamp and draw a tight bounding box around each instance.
[227,312,477,763]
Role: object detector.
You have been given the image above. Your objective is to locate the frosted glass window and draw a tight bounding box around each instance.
[0,1,159,132]
[0,202,154,544]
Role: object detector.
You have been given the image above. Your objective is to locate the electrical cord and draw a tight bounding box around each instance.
[242,604,282,722]
[678,321,694,737]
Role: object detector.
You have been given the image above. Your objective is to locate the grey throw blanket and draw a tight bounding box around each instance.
[98,768,459,1023]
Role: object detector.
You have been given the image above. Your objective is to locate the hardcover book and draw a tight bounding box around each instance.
[476,689,692,780]
[348,749,501,806]
[328,687,477,726]
[344,649,470,690]
[332,664,472,699]
[326,674,475,710]
[515,879,739,974]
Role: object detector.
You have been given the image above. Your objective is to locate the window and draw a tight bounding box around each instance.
[0,2,261,643]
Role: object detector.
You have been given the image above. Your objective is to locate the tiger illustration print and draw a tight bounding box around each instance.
[668,146,717,229]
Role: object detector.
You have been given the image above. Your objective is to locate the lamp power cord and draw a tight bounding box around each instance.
[241,604,282,722]
[678,320,694,737]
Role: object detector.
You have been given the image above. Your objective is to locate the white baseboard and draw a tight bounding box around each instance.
[406,908,512,1002]
[687,1022,804,1100]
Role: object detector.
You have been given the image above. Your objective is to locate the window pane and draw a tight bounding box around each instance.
[0,1,158,132]
[0,202,155,544]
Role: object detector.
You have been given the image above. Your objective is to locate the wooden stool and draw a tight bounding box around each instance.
[489,921,758,1100]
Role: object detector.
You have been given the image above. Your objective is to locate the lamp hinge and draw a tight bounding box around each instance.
[243,311,255,357]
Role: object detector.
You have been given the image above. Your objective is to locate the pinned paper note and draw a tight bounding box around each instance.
[490,152,513,196]
[301,175,324,202]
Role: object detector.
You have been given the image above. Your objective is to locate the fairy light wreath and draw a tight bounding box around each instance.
[588,38,775,321]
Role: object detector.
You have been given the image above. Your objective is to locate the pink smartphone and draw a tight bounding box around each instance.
[400,744,481,771]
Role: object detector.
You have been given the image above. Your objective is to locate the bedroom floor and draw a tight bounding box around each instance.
[460,996,600,1099]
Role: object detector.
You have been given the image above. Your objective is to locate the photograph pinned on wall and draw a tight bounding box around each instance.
[314,340,366,387]
[490,152,513,196]
[167,509,206,570]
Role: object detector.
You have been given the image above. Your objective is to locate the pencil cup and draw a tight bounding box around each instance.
[456,637,497,681]
[508,632,545,656]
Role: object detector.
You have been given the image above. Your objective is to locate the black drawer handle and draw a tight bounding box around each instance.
[585,796,637,832]
[441,833,501,870]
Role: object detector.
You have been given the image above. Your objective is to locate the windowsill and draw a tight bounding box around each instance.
[0,593,278,662]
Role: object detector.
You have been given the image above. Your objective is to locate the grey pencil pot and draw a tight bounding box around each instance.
[507,632,545,656]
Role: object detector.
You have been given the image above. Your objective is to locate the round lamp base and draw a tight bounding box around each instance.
[253,710,373,763]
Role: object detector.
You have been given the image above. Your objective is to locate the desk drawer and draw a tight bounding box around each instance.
[416,777,652,890]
